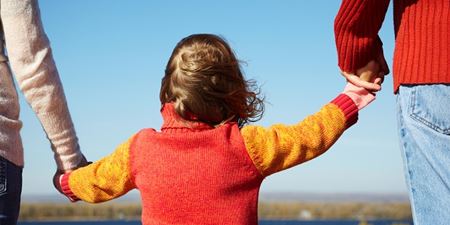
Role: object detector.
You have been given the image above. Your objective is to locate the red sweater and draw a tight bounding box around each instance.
[60,95,358,225]
[335,0,450,92]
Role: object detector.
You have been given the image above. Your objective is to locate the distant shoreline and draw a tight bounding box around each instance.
[19,201,412,221]
[21,192,410,203]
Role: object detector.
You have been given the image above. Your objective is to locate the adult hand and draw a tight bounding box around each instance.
[53,170,64,194]
[70,154,90,172]
[53,154,91,194]
[341,52,389,92]
[52,171,78,203]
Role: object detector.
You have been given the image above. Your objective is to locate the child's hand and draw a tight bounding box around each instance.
[342,82,376,110]
[53,154,89,191]
[341,53,389,92]
[341,61,384,91]
[53,154,90,201]
[53,171,79,202]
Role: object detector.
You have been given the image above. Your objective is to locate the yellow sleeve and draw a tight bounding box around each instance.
[241,95,357,177]
[61,136,136,203]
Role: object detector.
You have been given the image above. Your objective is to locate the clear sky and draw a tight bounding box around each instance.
[18,1,403,197]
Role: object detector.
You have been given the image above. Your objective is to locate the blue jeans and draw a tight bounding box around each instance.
[397,84,450,225]
[0,156,22,225]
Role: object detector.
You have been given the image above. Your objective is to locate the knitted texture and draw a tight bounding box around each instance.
[60,172,79,202]
[65,137,135,203]
[335,0,450,93]
[331,94,358,128]
[132,126,262,225]
[0,0,82,169]
[62,96,358,225]
[241,94,357,177]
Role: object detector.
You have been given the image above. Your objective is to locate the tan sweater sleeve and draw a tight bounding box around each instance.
[241,94,358,177]
[1,0,82,170]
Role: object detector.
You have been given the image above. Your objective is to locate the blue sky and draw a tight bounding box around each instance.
[18,1,403,197]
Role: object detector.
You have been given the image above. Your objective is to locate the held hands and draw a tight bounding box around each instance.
[341,52,389,92]
[53,154,90,195]
[343,83,376,110]
[341,55,389,110]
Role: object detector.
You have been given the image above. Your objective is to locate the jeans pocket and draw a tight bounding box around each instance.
[409,85,450,135]
[0,158,6,196]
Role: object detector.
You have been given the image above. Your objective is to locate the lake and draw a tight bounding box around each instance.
[19,220,414,225]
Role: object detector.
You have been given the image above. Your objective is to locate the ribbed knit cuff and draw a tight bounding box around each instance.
[337,36,383,74]
[55,149,83,171]
[38,112,82,171]
[60,173,80,202]
[331,94,358,129]
[334,0,389,73]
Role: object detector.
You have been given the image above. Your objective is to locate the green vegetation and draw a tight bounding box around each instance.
[258,202,412,220]
[357,221,372,225]
[19,201,412,221]
[19,203,141,221]
[357,222,409,225]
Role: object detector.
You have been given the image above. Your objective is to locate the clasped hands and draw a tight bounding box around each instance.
[50,55,390,195]
[53,154,90,194]
[342,53,390,92]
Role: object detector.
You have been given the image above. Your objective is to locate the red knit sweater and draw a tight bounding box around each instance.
[335,0,450,92]
[60,95,359,225]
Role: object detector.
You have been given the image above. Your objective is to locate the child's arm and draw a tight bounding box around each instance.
[241,84,373,177]
[56,136,137,203]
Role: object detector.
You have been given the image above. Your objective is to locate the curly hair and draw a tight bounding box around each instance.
[160,34,264,127]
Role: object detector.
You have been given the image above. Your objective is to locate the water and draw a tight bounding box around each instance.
[19,220,413,225]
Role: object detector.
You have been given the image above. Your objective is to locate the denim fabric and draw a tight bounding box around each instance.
[397,84,450,225]
[0,156,22,225]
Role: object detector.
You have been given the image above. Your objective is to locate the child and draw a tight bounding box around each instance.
[56,34,377,225]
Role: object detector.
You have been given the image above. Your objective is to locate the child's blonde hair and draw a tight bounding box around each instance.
[160,34,264,127]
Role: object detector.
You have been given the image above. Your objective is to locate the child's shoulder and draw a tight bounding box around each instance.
[134,128,158,139]
[126,128,157,145]
[138,128,158,134]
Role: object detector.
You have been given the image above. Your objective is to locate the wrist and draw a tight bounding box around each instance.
[60,172,80,202]
[342,83,376,110]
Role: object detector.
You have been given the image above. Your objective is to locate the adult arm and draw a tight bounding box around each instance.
[334,0,390,90]
[0,0,84,171]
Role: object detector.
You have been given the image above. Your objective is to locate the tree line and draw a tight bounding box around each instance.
[19,202,412,221]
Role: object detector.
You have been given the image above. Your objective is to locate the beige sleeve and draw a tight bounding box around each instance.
[1,0,82,170]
